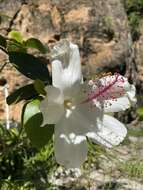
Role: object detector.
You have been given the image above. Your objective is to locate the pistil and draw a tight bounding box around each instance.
[64,99,73,109]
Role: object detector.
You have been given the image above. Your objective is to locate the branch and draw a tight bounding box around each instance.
[0,46,8,54]
[0,61,8,73]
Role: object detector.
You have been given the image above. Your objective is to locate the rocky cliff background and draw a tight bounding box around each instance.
[0,0,142,121]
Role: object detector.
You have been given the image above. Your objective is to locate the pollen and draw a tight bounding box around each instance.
[87,72,112,81]
[64,99,73,109]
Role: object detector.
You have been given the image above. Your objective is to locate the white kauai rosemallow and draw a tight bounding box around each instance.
[39,40,136,168]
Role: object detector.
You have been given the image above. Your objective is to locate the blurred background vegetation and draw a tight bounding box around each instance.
[124,0,143,40]
[0,120,143,189]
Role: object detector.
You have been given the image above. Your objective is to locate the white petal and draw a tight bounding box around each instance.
[99,74,130,96]
[66,43,82,86]
[51,60,63,90]
[77,102,103,129]
[51,42,82,91]
[95,74,129,101]
[101,81,136,112]
[63,83,84,101]
[40,100,64,125]
[45,85,63,104]
[40,86,64,125]
[87,132,113,148]
[87,74,136,110]
[126,84,136,105]
[87,114,127,148]
[50,39,70,66]
[54,111,88,168]
[103,96,131,112]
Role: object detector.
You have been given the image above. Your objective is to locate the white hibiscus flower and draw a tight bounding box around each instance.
[40,40,136,168]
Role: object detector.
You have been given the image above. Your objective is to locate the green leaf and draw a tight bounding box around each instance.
[25,113,54,149]
[23,99,40,124]
[7,39,26,52]
[0,34,6,48]
[23,99,54,149]
[8,30,23,43]
[24,38,48,53]
[34,79,46,95]
[6,83,38,105]
[9,52,50,82]
[137,107,143,120]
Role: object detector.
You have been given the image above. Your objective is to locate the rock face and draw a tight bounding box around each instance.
[12,0,132,74]
[0,0,137,121]
[134,18,143,104]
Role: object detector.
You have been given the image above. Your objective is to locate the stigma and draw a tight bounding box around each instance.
[64,99,73,109]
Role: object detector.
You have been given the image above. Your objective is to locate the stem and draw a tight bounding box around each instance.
[3,85,10,129]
